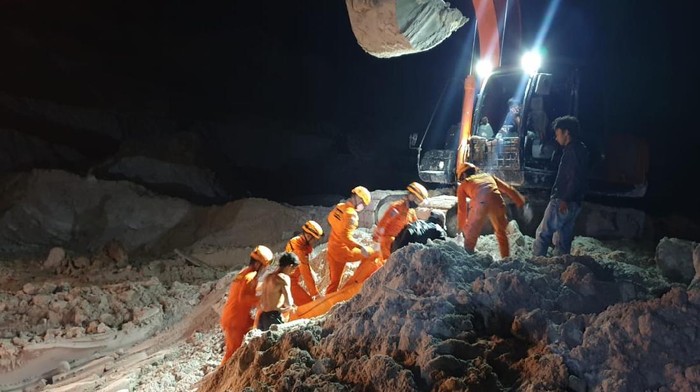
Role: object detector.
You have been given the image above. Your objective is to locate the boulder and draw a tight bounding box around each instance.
[656,237,697,283]
[0,170,192,255]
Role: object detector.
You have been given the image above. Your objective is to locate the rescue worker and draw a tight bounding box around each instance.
[374,182,429,260]
[219,245,273,364]
[326,186,375,294]
[390,210,447,253]
[457,163,526,258]
[258,252,299,331]
[532,116,589,256]
[285,220,324,306]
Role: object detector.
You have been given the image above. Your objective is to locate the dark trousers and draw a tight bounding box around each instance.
[258,310,283,331]
[533,198,582,256]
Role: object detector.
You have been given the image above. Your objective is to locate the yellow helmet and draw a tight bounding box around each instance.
[250,245,274,266]
[302,220,324,239]
[457,162,478,180]
[352,186,371,206]
[406,182,428,202]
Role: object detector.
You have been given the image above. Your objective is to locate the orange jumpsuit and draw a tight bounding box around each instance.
[326,202,372,294]
[220,266,259,363]
[457,173,525,258]
[285,235,319,306]
[375,200,417,259]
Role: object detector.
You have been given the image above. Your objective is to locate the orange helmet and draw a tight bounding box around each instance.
[352,186,371,206]
[406,182,428,202]
[457,162,478,180]
[302,220,324,239]
[250,245,273,266]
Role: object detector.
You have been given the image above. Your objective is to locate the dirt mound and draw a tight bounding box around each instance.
[1,171,692,391]
[0,171,336,390]
[0,170,193,256]
[0,170,332,264]
[199,240,686,391]
[566,288,700,391]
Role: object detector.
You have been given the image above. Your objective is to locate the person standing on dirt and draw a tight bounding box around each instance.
[285,220,324,306]
[390,210,447,253]
[457,162,526,258]
[258,252,299,331]
[220,245,273,364]
[374,182,429,260]
[532,116,589,257]
[326,186,375,294]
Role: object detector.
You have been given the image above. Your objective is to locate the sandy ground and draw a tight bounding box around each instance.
[0,222,700,391]
[1,172,696,391]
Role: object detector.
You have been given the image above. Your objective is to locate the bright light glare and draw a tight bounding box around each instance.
[521,51,542,75]
[475,59,493,78]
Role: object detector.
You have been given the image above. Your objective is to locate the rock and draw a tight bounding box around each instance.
[577,203,649,240]
[86,321,100,334]
[31,295,51,307]
[11,337,28,347]
[65,327,85,338]
[99,312,115,327]
[656,237,697,283]
[73,256,91,269]
[96,322,111,334]
[99,155,230,203]
[49,300,68,312]
[43,247,66,270]
[38,282,58,295]
[568,375,586,392]
[0,170,193,255]
[22,283,39,295]
[104,240,129,267]
[56,361,71,374]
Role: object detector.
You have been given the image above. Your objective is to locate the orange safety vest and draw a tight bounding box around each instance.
[285,235,319,298]
[220,266,260,362]
[327,202,362,251]
[221,266,258,327]
[456,173,525,229]
[375,200,417,238]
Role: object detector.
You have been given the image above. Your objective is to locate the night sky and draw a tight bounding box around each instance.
[0,0,694,217]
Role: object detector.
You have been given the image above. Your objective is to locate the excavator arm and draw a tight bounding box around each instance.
[346,0,521,179]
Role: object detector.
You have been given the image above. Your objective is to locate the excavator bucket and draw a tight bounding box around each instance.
[290,255,385,321]
[345,0,469,58]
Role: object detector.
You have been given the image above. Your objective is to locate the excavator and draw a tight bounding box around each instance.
[348,0,649,236]
[291,0,650,320]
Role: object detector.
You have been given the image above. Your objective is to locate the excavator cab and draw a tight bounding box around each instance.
[469,68,577,187]
[417,64,649,198]
[416,67,560,186]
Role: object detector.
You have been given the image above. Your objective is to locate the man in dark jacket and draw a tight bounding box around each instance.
[533,116,589,256]
[391,210,447,253]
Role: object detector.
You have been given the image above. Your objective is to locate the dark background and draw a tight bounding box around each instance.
[0,0,694,218]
